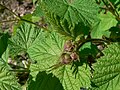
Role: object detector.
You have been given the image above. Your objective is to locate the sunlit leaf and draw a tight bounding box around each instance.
[28,31,91,90]
[8,22,41,56]
[91,12,118,38]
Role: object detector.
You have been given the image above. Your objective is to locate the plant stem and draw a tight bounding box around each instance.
[20,18,47,30]
[0,3,48,30]
[9,69,29,72]
[0,3,20,19]
[102,0,108,7]
[77,38,110,50]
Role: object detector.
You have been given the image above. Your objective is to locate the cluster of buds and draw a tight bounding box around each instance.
[60,40,79,64]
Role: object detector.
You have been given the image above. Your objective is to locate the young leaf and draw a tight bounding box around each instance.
[91,43,120,90]
[91,12,118,38]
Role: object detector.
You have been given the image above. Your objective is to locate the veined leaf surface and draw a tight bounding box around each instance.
[52,65,90,90]
[28,32,91,90]
[41,0,98,25]
[8,22,41,56]
[28,32,65,77]
[0,51,21,90]
[92,43,120,90]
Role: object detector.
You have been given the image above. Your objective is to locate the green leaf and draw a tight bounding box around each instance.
[21,14,41,23]
[28,32,91,90]
[0,47,11,69]
[91,43,120,90]
[39,0,97,38]
[28,71,64,90]
[91,12,118,38]
[32,0,37,5]
[0,33,9,58]
[28,32,65,77]
[0,64,22,90]
[79,42,99,58]
[0,52,21,90]
[109,27,120,42]
[33,2,44,17]
[41,0,98,25]
[52,65,91,90]
[8,22,41,56]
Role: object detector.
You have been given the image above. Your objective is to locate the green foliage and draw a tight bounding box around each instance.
[0,51,21,90]
[91,43,120,90]
[79,42,99,58]
[38,0,98,38]
[28,71,64,90]
[41,0,98,25]
[52,65,91,90]
[0,0,120,90]
[28,31,91,90]
[8,22,41,56]
[91,12,118,38]
[0,33,9,58]
[27,31,65,77]
[0,64,21,90]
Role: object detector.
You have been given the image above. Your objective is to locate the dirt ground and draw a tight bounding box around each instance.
[0,0,35,32]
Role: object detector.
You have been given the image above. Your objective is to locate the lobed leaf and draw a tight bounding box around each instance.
[28,31,65,76]
[91,12,118,38]
[8,22,41,56]
[41,0,98,25]
[38,0,98,38]
[28,31,91,90]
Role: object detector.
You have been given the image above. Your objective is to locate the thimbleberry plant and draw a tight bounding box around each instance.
[0,0,120,90]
